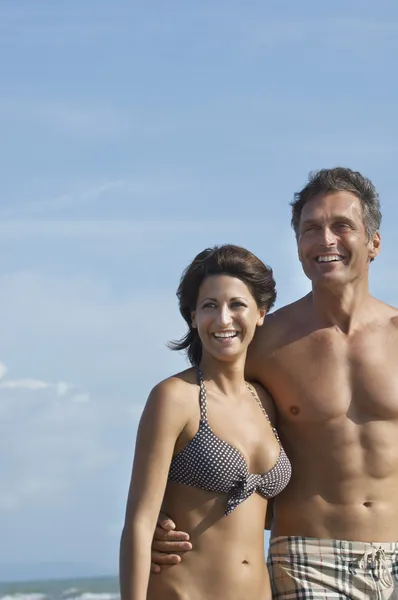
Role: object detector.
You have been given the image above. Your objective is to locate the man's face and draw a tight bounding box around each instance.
[297,191,380,287]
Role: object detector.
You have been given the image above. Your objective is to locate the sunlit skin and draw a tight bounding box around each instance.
[150,191,398,570]
[191,275,265,370]
[120,275,282,600]
[298,192,380,290]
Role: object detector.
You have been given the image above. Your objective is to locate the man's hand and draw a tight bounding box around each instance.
[150,512,193,574]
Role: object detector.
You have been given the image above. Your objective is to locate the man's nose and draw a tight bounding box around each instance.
[321,227,336,246]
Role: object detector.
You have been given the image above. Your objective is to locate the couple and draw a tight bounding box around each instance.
[120,167,398,599]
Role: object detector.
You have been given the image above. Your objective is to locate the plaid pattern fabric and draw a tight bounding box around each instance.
[268,536,398,599]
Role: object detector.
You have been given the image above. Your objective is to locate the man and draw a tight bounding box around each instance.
[150,168,398,598]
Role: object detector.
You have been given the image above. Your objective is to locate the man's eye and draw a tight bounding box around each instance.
[335,222,350,229]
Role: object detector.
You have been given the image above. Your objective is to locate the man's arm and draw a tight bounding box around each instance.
[150,513,192,573]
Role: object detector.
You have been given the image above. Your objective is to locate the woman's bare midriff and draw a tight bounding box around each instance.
[148,484,271,600]
[148,554,270,600]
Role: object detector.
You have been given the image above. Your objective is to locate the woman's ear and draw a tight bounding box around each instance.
[191,311,197,328]
[257,308,267,326]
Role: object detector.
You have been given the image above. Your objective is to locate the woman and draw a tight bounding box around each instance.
[119,244,291,600]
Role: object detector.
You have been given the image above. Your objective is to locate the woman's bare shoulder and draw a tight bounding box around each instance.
[152,367,197,392]
[146,368,199,413]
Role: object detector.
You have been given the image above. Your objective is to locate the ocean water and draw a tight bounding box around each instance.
[0,576,120,600]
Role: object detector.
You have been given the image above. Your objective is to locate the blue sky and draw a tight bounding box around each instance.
[1,0,398,579]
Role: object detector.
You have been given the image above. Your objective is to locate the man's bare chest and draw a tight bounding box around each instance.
[259,328,398,423]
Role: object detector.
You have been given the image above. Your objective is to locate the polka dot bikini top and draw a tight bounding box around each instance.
[168,368,292,516]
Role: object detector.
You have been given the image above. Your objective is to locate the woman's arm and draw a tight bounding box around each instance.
[119,377,190,600]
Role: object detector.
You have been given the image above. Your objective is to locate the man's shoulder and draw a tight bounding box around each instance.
[370,297,398,328]
[253,295,310,351]
[385,304,398,331]
[264,295,309,331]
[268,297,307,320]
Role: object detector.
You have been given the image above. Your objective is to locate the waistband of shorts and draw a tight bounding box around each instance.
[269,536,398,556]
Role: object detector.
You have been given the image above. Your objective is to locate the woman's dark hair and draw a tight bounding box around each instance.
[169,244,276,366]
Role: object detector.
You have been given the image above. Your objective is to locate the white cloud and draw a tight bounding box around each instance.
[0,379,51,391]
[0,361,8,380]
[0,360,89,401]
[56,381,71,396]
[71,393,90,404]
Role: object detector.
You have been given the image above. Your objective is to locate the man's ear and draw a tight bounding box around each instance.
[368,232,381,260]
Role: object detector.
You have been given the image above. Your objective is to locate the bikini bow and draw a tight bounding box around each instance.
[225,473,263,516]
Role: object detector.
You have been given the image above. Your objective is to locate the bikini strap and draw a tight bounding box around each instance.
[245,382,281,443]
[195,367,208,421]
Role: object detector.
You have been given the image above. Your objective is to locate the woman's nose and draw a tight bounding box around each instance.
[217,305,232,326]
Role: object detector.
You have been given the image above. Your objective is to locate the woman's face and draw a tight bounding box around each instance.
[191,274,266,363]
